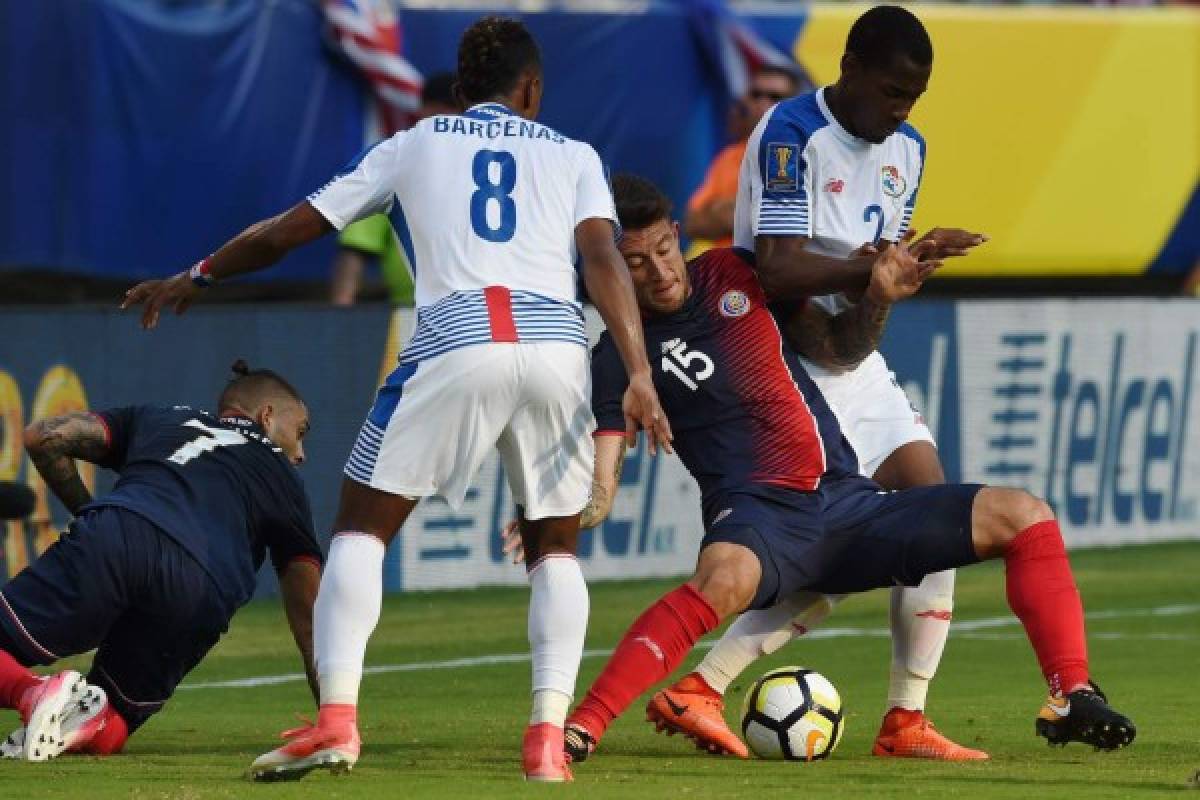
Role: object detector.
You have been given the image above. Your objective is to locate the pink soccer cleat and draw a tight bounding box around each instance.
[523,722,572,782]
[18,670,88,761]
[249,711,361,782]
[3,681,112,760]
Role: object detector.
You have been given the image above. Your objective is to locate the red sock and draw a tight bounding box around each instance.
[1004,520,1089,695]
[569,584,719,743]
[0,649,40,712]
[82,707,129,755]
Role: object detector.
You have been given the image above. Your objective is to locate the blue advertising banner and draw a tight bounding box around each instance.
[0,2,805,282]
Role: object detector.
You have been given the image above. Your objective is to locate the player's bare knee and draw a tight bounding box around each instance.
[691,570,754,619]
[691,543,760,618]
[1015,492,1054,528]
[972,488,1055,557]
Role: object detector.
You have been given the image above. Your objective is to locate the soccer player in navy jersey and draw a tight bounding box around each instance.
[558,174,1134,766]
[678,5,992,761]
[0,362,321,761]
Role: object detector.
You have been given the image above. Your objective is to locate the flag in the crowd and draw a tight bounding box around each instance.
[671,0,798,98]
[321,0,424,132]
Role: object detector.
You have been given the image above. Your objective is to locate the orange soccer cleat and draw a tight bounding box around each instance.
[522,722,573,782]
[645,673,749,759]
[249,707,361,782]
[872,707,989,761]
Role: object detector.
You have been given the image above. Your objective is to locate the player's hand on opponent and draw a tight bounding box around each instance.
[912,227,988,260]
[866,230,942,305]
[500,519,525,565]
[122,269,199,329]
[623,371,674,456]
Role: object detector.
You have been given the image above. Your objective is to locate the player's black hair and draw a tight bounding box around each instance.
[845,5,933,70]
[612,173,674,232]
[456,17,541,105]
[219,360,303,412]
[421,71,457,108]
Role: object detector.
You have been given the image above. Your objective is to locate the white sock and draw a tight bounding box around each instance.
[527,555,588,727]
[314,532,386,706]
[887,569,955,712]
[695,592,841,694]
[530,689,572,727]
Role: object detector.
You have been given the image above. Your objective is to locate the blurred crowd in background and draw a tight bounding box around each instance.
[0,1,1197,302]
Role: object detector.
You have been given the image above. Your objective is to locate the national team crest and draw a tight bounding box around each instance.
[766,143,799,192]
[881,165,906,198]
[719,290,751,318]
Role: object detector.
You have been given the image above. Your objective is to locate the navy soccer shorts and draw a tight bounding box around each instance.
[0,508,232,731]
[703,478,984,609]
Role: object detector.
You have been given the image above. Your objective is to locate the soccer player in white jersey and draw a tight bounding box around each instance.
[648,6,992,761]
[123,16,671,783]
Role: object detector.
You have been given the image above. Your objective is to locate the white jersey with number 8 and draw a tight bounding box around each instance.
[309,101,616,364]
[310,102,615,515]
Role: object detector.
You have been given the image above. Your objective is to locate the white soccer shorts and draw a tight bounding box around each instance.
[344,341,595,519]
[798,350,935,478]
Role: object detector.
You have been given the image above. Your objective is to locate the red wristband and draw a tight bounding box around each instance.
[189,256,214,288]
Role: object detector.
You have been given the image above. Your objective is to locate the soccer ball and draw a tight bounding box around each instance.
[740,666,845,761]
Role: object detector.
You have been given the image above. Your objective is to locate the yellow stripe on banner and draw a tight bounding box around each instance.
[795,5,1200,276]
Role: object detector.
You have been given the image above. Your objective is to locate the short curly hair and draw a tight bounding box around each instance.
[456,16,541,106]
[611,174,673,232]
[846,6,932,70]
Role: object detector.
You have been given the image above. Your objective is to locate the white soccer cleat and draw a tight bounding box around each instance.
[21,670,87,762]
[3,682,110,761]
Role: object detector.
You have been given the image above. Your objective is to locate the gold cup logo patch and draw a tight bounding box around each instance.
[774,146,793,178]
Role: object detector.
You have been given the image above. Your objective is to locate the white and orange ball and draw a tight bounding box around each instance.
[740,666,845,761]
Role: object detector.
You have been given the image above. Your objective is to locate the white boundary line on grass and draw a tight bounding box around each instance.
[179,603,1200,691]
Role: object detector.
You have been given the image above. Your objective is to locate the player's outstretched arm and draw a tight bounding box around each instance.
[122,201,334,329]
[22,412,111,515]
[576,218,673,455]
[501,434,628,563]
[278,558,321,706]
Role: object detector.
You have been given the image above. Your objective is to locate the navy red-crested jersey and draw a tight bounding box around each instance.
[591,247,859,511]
[82,405,322,610]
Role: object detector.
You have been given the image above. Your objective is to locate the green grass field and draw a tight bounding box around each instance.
[1,542,1197,799]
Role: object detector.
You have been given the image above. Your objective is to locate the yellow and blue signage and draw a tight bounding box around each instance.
[795,5,1200,276]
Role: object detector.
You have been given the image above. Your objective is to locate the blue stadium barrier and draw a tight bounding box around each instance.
[2,299,1196,592]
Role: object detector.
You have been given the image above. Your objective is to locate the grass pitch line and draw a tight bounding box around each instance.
[180,603,1200,691]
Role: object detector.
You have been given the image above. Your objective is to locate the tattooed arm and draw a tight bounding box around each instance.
[580,435,629,530]
[780,237,941,371]
[22,412,112,515]
[781,296,891,372]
